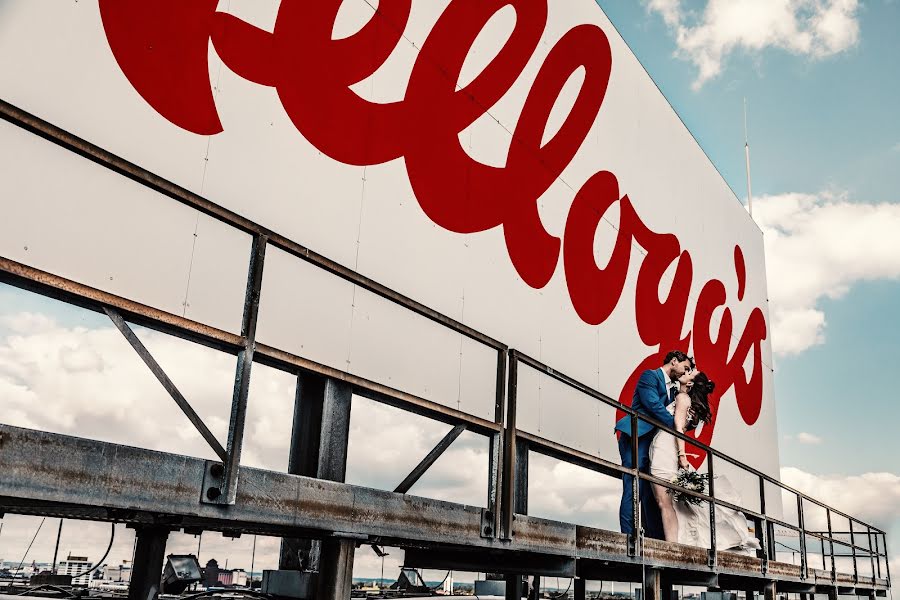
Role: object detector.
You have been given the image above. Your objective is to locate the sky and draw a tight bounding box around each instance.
[1,0,899,587]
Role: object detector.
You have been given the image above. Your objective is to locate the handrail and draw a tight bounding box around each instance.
[512,350,888,536]
[0,96,889,586]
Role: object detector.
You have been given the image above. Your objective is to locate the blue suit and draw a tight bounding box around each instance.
[615,369,676,539]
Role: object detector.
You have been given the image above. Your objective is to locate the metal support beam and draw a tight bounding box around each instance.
[530,575,541,600]
[317,537,355,600]
[502,352,519,540]
[763,581,776,600]
[129,526,169,600]
[515,438,529,515]
[222,233,267,504]
[104,307,227,462]
[574,578,586,600]
[394,424,466,494]
[280,373,326,572]
[314,379,354,598]
[505,574,521,600]
[644,567,662,600]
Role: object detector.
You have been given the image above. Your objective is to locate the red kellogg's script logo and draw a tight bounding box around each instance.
[99,0,767,467]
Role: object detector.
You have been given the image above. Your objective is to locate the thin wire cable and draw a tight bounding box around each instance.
[70,523,115,579]
[6,517,45,590]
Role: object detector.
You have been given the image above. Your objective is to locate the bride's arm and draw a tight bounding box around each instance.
[674,394,691,469]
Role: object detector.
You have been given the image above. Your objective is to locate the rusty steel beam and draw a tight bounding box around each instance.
[222,234,268,504]
[0,425,890,592]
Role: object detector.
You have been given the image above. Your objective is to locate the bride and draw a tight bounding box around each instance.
[649,370,761,553]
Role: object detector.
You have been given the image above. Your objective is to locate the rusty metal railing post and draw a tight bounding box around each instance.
[629,412,641,557]
[222,233,267,504]
[758,475,770,572]
[850,519,859,584]
[797,495,807,578]
[707,452,717,567]
[501,350,519,540]
[826,508,836,581]
[867,525,876,582]
[487,347,508,539]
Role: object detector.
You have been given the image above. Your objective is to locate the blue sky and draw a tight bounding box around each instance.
[599,0,900,474]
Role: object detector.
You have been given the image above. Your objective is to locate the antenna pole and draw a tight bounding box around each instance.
[744,97,753,218]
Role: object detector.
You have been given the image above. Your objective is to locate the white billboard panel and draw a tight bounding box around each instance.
[0,0,778,496]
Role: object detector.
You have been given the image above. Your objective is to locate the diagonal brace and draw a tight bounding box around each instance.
[394,424,466,494]
[104,307,228,462]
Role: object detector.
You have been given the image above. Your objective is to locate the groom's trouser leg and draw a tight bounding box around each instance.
[638,435,665,540]
[618,434,635,535]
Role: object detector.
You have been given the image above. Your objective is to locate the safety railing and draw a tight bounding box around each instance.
[507,350,890,585]
[0,97,890,588]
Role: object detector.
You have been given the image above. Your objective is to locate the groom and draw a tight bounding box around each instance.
[615,350,693,540]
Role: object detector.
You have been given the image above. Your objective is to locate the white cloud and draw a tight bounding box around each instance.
[781,467,900,529]
[753,191,900,356]
[794,431,823,444]
[646,0,861,89]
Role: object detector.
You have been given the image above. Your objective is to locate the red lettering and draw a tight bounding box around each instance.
[98,0,768,461]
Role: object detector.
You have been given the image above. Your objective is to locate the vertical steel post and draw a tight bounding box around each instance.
[315,378,354,600]
[707,453,717,567]
[515,438,529,515]
[529,575,541,600]
[574,578,586,600]
[873,531,881,579]
[280,373,326,572]
[317,536,355,600]
[850,519,859,584]
[505,575,521,600]
[129,526,169,600]
[758,476,770,569]
[629,412,640,556]
[883,533,891,584]
[797,496,807,578]
[868,526,876,582]
[643,568,661,600]
[826,509,836,579]
[501,352,518,540]
[763,581,776,600]
[223,233,267,503]
[488,348,508,539]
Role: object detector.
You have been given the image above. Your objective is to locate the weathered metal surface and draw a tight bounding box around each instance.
[222,234,268,504]
[0,425,890,592]
[405,547,575,577]
[576,526,631,562]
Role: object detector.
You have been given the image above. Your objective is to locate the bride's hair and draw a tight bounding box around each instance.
[686,372,714,430]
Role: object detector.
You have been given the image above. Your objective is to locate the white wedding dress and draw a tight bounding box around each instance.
[649,402,761,554]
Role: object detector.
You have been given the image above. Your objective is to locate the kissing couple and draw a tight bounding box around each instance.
[615,350,760,552]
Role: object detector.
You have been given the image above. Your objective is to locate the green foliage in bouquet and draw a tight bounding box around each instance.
[669,469,710,506]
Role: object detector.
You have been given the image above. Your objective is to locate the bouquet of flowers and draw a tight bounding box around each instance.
[669,469,710,506]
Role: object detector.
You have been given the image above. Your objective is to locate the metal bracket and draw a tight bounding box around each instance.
[200,460,227,505]
[627,533,638,557]
[481,508,496,539]
[708,549,717,568]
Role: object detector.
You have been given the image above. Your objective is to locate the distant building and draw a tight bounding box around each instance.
[103,560,133,583]
[56,554,92,586]
[217,569,247,587]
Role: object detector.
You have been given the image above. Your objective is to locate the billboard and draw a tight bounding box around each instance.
[0,0,777,495]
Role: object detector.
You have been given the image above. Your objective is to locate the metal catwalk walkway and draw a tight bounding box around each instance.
[0,100,891,600]
[0,424,889,600]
